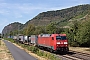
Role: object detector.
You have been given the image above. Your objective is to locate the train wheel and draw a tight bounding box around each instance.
[50,49,53,53]
[28,42,31,45]
[23,41,25,44]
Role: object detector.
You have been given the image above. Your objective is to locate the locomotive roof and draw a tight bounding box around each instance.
[38,34,66,37]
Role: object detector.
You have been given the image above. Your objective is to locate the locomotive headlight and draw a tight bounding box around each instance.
[57,42,60,44]
[64,42,68,44]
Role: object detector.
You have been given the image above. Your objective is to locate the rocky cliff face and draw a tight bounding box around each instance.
[2,22,24,35]
[25,4,90,26]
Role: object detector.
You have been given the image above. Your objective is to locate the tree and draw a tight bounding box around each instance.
[25,24,35,36]
[22,28,27,35]
[72,21,80,46]
[9,31,13,36]
[34,26,45,35]
[76,20,90,47]
[0,33,2,38]
[12,30,18,35]
[46,22,57,34]
[67,21,80,46]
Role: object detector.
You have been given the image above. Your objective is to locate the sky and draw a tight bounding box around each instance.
[0,0,90,33]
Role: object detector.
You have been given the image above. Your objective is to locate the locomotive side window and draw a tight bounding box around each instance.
[56,36,66,40]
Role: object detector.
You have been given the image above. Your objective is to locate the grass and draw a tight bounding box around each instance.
[0,50,3,52]
[7,51,10,53]
[86,49,90,51]
[4,38,14,43]
[0,39,14,60]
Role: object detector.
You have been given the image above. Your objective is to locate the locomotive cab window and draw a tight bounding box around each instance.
[56,36,66,40]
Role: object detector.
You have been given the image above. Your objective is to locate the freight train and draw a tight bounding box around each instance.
[12,34,69,53]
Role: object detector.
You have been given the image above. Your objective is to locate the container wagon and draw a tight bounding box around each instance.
[18,35,24,43]
[24,36,31,44]
[30,35,38,46]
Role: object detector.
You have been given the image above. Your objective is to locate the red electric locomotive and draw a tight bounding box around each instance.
[37,34,69,53]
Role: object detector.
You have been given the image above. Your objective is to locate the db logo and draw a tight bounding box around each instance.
[61,42,63,44]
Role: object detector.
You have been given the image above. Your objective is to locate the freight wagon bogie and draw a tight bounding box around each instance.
[56,47,69,53]
[37,44,54,52]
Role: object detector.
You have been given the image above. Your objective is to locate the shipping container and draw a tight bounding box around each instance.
[24,36,30,44]
[30,35,38,45]
[18,35,24,43]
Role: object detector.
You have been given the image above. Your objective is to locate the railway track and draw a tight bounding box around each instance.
[69,50,90,57]
[56,54,82,60]
[53,50,90,60]
[66,50,90,60]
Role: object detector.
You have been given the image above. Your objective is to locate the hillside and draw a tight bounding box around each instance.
[25,4,90,27]
[2,4,90,35]
[2,22,24,35]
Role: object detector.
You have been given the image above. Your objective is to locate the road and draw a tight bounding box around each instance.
[3,40,37,60]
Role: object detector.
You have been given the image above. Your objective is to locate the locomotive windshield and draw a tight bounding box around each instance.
[56,36,66,40]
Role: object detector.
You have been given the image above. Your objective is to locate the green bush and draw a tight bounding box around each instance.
[71,42,79,47]
[32,47,39,54]
[4,38,14,43]
[37,50,44,56]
